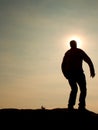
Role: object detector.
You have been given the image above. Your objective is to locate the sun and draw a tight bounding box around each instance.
[66,35,82,48]
[61,34,84,50]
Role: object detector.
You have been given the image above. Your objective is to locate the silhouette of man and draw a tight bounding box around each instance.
[61,40,95,110]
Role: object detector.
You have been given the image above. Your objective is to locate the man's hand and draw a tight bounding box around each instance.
[90,72,95,78]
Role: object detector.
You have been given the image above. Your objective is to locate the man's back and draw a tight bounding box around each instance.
[62,48,84,73]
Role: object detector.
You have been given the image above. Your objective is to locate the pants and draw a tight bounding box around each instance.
[67,72,87,108]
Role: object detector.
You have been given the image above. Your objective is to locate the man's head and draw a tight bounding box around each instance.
[70,40,77,48]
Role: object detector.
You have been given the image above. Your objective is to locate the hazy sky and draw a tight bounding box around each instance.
[0,0,98,113]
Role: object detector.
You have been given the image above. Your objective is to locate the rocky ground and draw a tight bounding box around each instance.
[0,108,98,129]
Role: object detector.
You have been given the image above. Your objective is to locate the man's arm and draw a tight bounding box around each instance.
[83,51,95,78]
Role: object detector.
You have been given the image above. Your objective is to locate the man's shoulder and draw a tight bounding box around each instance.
[64,48,85,55]
[77,48,85,53]
[77,48,83,51]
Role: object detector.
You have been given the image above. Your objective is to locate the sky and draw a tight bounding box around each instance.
[0,0,98,113]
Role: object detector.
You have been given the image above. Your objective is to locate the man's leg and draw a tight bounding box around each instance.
[68,79,78,109]
[78,73,87,109]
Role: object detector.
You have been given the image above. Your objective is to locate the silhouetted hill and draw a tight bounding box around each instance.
[0,108,98,129]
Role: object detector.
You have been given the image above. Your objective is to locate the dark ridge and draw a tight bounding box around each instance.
[0,108,98,129]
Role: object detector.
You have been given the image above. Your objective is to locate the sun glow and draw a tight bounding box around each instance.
[67,36,82,48]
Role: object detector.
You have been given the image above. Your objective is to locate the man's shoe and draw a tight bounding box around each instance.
[78,106,86,111]
[68,106,74,111]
